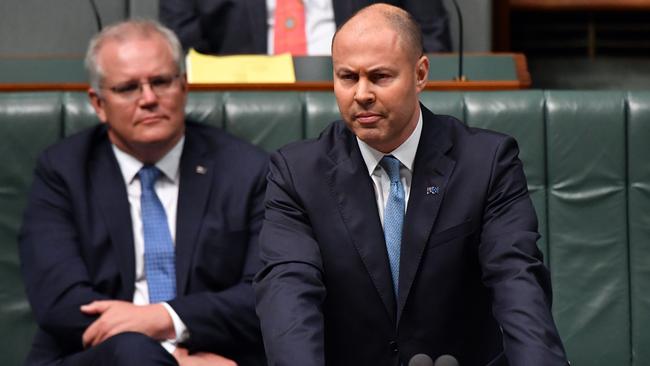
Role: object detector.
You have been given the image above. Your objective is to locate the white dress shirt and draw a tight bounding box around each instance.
[266,0,336,55]
[357,109,423,224]
[112,137,188,353]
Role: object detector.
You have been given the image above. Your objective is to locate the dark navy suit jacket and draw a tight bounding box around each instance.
[254,106,568,366]
[19,122,268,365]
[160,0,451,54]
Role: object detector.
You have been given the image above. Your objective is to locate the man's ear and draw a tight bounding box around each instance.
[88,88,108,123]
[180,73,189,93]
[415,55,429,92]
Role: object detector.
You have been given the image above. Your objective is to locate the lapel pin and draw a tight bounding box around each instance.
[426,186,440,195]
[196,165,207,174]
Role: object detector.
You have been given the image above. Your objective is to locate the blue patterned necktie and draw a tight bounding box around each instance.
[139,165,176,303]
[380,155,405,297]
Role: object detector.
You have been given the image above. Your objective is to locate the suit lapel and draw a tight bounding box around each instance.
[396,108,456,323]
[325,127,397,322]
[175,127,214,295]
[91,135,135,299]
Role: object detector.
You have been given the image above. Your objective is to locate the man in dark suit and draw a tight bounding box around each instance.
[254,4,569,365]
[159,0,451,55]
[19,19,267,366]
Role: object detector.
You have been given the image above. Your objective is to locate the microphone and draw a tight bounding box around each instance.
[89,0,103,31]
[448,0,466,82]
[409,354,434,366]
[434,354,459,366]
[408,354,460,366]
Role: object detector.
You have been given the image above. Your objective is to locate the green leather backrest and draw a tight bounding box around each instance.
[63,92,98,136]
[0,93,61,366]
[305,92,339,138]
[546,91,630,366]
[420,92,465,121]
[224,92,303,151]
[185,92,225,129]
[1,90,649,366]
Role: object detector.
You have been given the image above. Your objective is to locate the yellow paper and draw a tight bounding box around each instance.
[186,49,296,83]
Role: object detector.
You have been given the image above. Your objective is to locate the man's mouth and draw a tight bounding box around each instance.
[137,115,165,124]
[354,112,382,124]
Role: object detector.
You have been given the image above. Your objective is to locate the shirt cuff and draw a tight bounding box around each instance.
[161,302,190,343]
[160,339,177,354]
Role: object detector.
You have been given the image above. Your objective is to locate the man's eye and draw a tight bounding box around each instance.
[338,74,357,81]
[371,74,390,82]
[112,83,139,94]
[150,76,173,88]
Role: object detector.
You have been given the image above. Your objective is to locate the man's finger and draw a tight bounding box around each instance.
[82,321,100,348]
[82,312,110,347]
[80,300,113,314]
[93,326,119,346]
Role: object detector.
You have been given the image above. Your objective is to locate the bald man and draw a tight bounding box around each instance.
[254,4,569,366]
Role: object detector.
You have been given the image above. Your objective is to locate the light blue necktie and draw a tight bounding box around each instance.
[380,155,404,297]
[139,165,176,303]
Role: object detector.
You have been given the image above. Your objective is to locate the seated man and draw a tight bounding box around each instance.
[19,19,267,366]
[254,4,569,366]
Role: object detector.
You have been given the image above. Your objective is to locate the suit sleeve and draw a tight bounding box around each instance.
[18,152,110,352]
[160,0,259,55]
[159,0,207,52]
[253,151,327,366]
[167,154,269,356]
[478,137,569,365]
[401,0,451,52]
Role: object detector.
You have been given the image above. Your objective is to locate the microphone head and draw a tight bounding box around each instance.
[408,354,434,366]
[434,354,459,366]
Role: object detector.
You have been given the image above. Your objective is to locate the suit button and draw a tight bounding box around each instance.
[389,340,399,353]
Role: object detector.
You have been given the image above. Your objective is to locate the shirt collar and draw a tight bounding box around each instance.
[112,136,185,186]
[357,106,423,175]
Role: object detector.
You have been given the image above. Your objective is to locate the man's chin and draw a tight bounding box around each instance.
[356,132,384,146]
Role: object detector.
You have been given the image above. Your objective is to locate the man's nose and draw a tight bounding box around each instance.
[138,83,158,105]
[354,79,375,106]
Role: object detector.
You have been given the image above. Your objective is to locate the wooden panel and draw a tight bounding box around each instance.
[511,0,650,11]
[0,53,531,91]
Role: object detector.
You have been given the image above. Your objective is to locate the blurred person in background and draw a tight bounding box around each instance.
[160,0,451,55]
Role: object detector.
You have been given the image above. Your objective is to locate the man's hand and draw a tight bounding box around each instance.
[81,300,175,348]
[173,347,238,366]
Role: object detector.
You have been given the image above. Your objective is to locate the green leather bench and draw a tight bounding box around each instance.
[1,90,648,366]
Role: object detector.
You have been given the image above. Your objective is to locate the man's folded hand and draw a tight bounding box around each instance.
[80,300,174,347]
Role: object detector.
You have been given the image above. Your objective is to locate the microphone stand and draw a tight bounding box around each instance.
[449,0,467,81]
[89,0,103,31]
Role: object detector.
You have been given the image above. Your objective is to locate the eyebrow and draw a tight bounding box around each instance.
[107,72,178,83]
[335,65,395,73]
[367,66,395,74]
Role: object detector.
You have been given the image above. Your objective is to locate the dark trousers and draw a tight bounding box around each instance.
[60,332,178,366]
